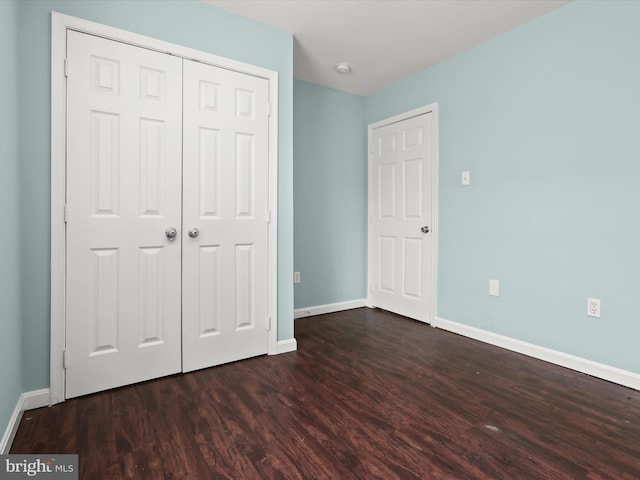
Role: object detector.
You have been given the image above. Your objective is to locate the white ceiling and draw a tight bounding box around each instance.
[204,0,571,96]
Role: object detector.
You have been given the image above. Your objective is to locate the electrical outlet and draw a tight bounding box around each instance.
[294,271,301,284]
[587,298,601,318]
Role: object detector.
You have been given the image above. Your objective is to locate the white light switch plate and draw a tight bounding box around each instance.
[489,279,499,296]
[462,171,470,186]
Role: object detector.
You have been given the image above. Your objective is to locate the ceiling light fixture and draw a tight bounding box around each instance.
[335,62,352,75]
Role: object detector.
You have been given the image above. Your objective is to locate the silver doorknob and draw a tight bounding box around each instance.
[188,227,200,238]
[421,226,430,234]
[165,227,178,241]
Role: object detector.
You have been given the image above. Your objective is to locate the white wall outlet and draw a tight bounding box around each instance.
[462,171,471,186]
[294,271,301,284]
[587,298,601,318]
[489,279,499,297]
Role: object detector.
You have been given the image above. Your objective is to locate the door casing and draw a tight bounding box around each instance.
[51,12,280,405]
[366,104,439,324]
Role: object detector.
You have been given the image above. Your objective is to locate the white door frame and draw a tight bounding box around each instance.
[367,104,439,324]
[50,12,279,405]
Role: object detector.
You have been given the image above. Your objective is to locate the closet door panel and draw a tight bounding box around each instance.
[182,60,270,372]
[65,31,183,398]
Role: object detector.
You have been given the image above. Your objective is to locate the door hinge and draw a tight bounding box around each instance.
[63,349,69,368]
[64,204,69,223]
[369,144,374,154]
[267,210,272,224]
[267,316,272,331]
[64,58,69,77]
[267,103,272,117]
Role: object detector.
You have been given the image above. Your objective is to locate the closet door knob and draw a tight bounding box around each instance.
[188,227,200,238]
[165,227,178,241]
[421,226,430,234]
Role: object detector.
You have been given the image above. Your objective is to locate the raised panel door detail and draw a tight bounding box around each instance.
[198,246,220,337]
[199,128,220,218]
[379,133,396,153]
[403,238,422,299]
[90,248,119,355]
[200,81,218,111]
[403,126,423,149]
[378,236,395,293]
[235,244,254,330]
[236,133,254,218]
[235,88,255,119]
[91,56,120,95]
[379,163,396,219]
[91,111,120,216]
[140,67,164,102]
[139,119,164,216]
[138,247,164,346]
[404,158,423,219]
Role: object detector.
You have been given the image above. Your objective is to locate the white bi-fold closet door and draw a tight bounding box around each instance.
[65,30,270,398]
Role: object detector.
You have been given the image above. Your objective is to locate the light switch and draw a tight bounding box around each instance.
[489,279,499,297]
[462,171,470,186]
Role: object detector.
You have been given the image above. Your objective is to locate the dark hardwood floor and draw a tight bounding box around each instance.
[11,308,640,479]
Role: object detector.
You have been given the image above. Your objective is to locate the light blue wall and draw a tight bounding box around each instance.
[16,0,294,391]
[0,0,24,439]
[366,0,640,373]
[293,81,367,308]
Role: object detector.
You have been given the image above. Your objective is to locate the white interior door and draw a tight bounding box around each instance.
[181,60,270,372]
[65,31,183,398]
[369,112,435,322]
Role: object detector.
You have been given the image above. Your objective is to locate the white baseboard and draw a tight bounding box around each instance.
[22,389,50,410]
[435,317,640,391]
[273,338,298,354]
[294,299,367,319]
[1,388,50,454]
[0,397,23,455]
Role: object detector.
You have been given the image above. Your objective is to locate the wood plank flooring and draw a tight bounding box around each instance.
[11,308,640,479]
